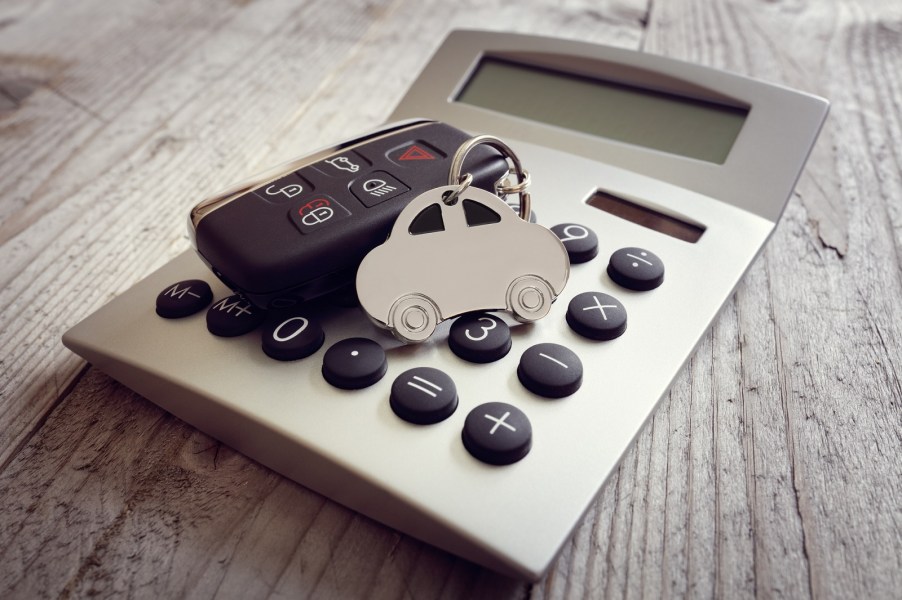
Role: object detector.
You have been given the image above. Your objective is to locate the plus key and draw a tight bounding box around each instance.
[462,402,532,465]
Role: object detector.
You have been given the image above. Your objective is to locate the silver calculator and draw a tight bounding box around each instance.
[63,30,828,580]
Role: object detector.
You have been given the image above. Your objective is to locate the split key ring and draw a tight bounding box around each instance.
[445,134,532,221]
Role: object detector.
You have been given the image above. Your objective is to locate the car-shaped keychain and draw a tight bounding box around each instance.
[356,135,570,343]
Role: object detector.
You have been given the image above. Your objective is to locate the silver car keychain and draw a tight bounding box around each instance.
[356,135,570,343]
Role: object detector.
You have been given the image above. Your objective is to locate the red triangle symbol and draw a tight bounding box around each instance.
[398,145,435,161]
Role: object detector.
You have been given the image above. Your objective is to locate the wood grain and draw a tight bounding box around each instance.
[1,0,900,598]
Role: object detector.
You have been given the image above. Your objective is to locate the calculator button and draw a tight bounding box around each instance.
[312,151,371,177]
[206,294,266,337]
[254,173,312,204]
[387,141,445,166]
[551,223,598,264]
[608,247,664,291]
[448,313,511,363]
[390,367,458,425]
[261,313,325,361]
[156,279,213,319]
[566,292,627,341]
[289,195,352,234]
[321,337,387,389]
[462,402,532,465]
[350,171,410,207]
[517,343,583,398]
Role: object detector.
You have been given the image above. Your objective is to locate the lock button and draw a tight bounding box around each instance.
[254,173,313,204]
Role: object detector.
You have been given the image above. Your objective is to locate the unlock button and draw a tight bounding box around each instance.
[289,195,351,234]
[351,171,409,207]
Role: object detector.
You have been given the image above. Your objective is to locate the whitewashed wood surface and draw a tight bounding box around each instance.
[2,0,900,597]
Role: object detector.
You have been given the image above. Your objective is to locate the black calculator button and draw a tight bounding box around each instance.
[156,279,213,319]
[261,313,325,361]
[551,223,599,264]
[387,141,445,166]
[312,151,371,178]
[254,173,313,204]
[448,313,511,363]
[517,343,583,398]
[462,402,532,465]
[289,195,352,234]
[206,294,266,337]
[350,171,410,207]
[390,367,458,425]
[566,292,627,341]
[322,337,387,390]
[608,247,664,291]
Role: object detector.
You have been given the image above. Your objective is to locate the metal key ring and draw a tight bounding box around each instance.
[447,135,531,221]
[441,173,472,206]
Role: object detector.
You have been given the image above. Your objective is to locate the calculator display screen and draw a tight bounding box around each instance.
[456,57,748,164]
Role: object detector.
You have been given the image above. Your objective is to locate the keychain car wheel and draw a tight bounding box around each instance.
[507,275,554,323]
[389,294,440,343]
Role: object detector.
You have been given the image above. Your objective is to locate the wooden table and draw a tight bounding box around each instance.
[2,1,900,597]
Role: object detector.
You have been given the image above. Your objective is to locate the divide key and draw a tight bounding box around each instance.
[607,247,664,291]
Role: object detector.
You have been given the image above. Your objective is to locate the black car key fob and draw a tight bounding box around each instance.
[189,120,510,308]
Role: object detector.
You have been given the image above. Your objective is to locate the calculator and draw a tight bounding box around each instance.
[62,30,828,580]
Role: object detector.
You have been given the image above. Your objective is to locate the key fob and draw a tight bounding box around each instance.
[189,120,509,308]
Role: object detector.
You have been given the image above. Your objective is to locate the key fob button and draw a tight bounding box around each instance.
[312,151,371,178]
[289,195,352,234]
[387,140,445,166]
[255,173,313,204]
[351,171,410,207]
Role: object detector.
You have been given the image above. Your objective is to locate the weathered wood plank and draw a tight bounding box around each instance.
[636,1,902,599]
[0,0,402,467]
[531,1,902,599]
[0,0,650,469]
